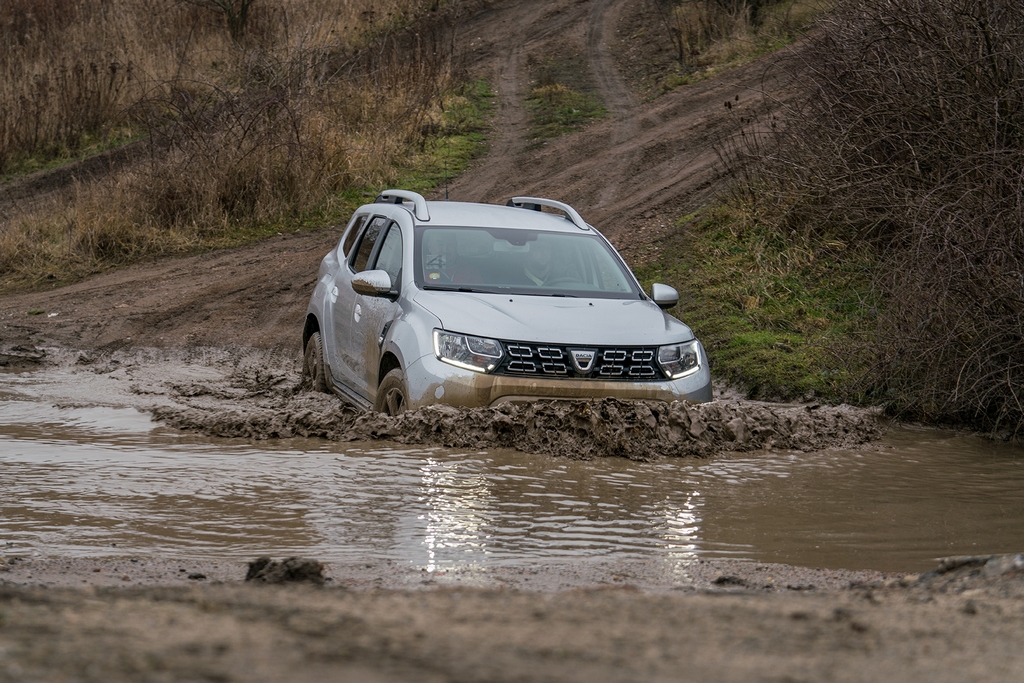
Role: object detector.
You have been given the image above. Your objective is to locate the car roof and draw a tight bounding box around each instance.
[365,196,595,234]
[424,201,591,233]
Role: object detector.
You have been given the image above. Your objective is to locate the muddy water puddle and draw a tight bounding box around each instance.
[2,380,1023,574]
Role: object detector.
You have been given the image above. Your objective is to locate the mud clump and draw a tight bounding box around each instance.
[245,556,325,585]
[0,343,46,368]
[153,395,885,460]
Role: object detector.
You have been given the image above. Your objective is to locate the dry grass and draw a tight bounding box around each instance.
[627,0,824,96]
[1,0,471,287]
[651,0,822,69]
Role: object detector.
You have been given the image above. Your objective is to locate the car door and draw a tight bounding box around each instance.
[346,220,404,400]
[330,214,388,394]
[321,213,367,382]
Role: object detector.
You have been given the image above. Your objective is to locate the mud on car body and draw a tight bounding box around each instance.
[302,189,712,414]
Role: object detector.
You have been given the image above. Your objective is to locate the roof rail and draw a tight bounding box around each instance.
[506,196,590,230]
[375,189,430,221]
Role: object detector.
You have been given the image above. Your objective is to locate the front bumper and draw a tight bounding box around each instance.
[403,349,713,409]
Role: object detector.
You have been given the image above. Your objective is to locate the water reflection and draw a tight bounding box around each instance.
[656,492,703,561]
[1,389,1023,573]
[417,457,494,572]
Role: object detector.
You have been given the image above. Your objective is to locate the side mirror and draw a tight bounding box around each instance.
[651,283,679,310]
[351,270,394,297]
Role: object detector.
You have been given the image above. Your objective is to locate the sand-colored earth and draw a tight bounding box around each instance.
[2,553,1023,682]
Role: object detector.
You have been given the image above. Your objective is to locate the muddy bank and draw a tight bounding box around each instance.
[1,343,886,459]
[154,390,885,460]
[1,555,1022,683]
[0,554,891,592]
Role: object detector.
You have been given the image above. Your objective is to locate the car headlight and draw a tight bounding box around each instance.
[433,330,504,373]
[658,340,701,379]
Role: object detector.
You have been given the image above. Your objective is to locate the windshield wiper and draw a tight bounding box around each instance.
[422,284,492,294]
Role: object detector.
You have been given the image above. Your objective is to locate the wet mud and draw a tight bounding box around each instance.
[245,557,326,585]
[2,343,885,460]
[1,554,1022,683]
[154,384,885,460]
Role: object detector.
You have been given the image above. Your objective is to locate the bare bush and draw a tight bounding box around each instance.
[0,0,467,284]
[0,0,234,173]
[0,0,457,174]
[650,0,791,65]
[124,17,457,230]
[752,0,1024,433]
[183,0,260,41]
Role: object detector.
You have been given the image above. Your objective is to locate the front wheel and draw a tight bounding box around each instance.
[374,368,410,415]
[302,331,331,394]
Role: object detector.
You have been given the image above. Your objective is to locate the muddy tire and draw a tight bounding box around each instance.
[302,331,331,394]
[374,368,409,415]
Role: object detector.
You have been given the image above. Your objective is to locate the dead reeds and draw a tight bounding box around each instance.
[650,0,819,68]
[0,0,468,285]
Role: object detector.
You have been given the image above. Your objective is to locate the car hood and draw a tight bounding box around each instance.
[413,290,694,345]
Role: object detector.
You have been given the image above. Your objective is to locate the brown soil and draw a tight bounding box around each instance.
[2,553,1023,682]
[1,1,1021,681]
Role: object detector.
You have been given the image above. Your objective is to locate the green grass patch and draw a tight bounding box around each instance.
[526,84,607,142]
[632,200,877,402]
[397,78,495,192]
[525,53,607,143]
[0,128,141,183]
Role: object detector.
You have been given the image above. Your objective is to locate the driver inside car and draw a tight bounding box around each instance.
[523,240,553,286]
[423,231,481,284]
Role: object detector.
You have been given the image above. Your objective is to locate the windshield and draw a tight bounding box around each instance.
[413,226,642,298]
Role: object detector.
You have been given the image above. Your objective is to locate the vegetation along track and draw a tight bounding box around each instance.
[0,0,795,355]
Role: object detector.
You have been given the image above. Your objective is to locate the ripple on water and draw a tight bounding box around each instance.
[1,395,1022,573]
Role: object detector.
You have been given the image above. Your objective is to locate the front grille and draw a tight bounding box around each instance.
[493,341,665,381]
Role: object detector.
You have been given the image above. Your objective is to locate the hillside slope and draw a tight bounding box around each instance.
[0,0,792,354]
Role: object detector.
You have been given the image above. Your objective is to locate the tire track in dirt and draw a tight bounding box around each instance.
[446,0,793,261]
[443,0,596,202]
[584,0,641,213]
[587,0,637,121]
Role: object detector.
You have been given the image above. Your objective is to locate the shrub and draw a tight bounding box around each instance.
[753,0,1024,433]
[0,1,476,288]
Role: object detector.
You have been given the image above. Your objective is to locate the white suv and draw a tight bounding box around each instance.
[302,190,712,413]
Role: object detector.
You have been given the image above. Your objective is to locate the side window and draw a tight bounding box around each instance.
[339,214,368,259]
[351,216,388,272]
[372,223,403,289]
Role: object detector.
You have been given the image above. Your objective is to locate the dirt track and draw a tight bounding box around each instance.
[1,1,1022,681]
[0,0,784,353]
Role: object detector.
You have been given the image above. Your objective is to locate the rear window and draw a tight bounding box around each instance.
[351,216,388,272]
[339,214,368,258]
